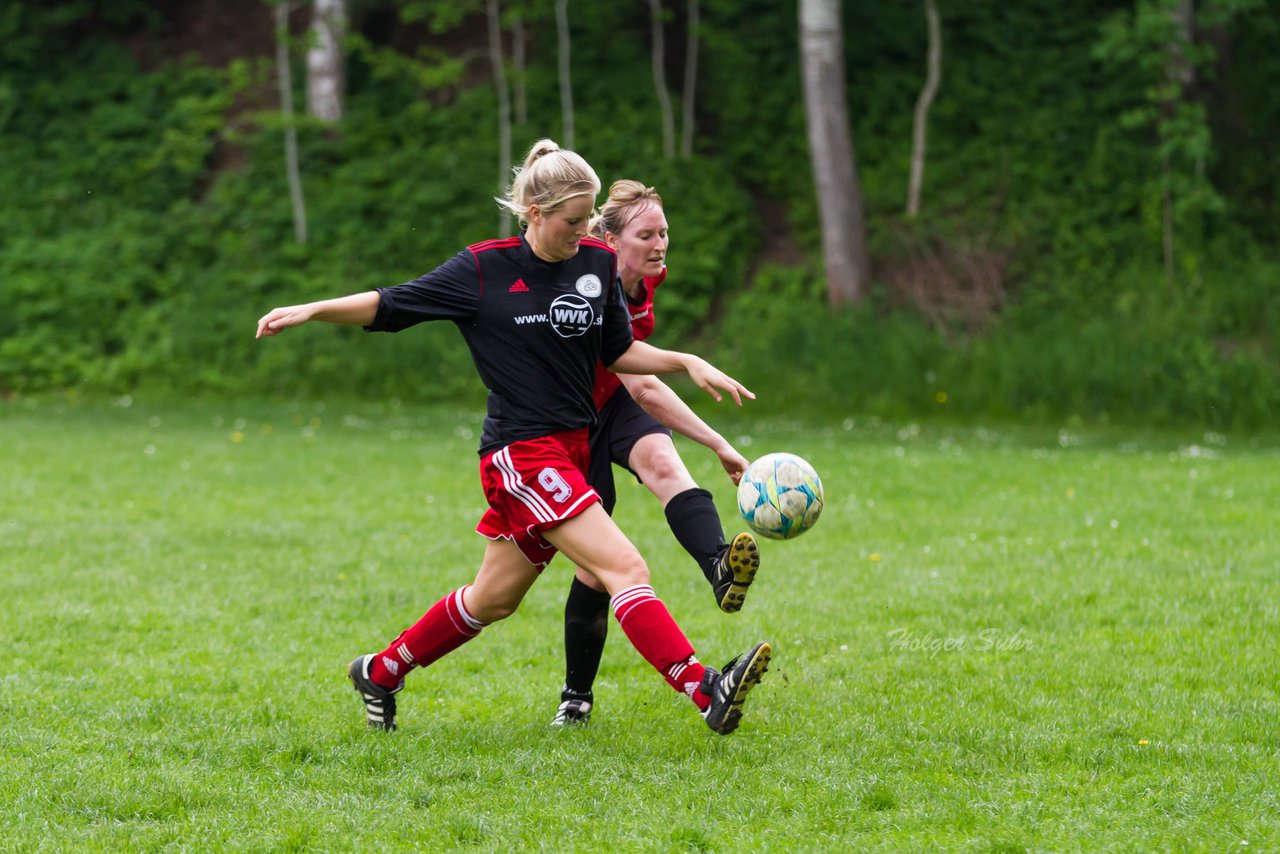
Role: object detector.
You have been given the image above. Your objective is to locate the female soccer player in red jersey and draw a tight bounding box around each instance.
[552,180,763,726]
[256,140,771,735]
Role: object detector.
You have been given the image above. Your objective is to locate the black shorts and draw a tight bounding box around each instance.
[588,384,672,515]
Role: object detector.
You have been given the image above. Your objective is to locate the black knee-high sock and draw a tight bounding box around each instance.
[663,487,728,583]
[563,576,611,698]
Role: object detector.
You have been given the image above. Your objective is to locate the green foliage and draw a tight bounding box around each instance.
[717,246,1280,428]
[0,1,158,72]
[345,32,465,93]
[1207,1,1280,244]
[1093,0,1223,276]
[0,0,1278,424]
[396,0,483,32]
[715,272,949,420]
[0,1,762,397]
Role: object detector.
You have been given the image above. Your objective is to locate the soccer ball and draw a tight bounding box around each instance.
[737,452,824,540]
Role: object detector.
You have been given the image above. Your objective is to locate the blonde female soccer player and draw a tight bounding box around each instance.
[256,141,771,735]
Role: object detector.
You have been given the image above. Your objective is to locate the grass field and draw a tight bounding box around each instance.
[3,396,1278,852]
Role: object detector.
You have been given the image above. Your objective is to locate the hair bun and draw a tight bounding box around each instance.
[527,139,561,165]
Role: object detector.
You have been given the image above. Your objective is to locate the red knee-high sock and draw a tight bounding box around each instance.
[611,584,709,709]
[369,585,487,688]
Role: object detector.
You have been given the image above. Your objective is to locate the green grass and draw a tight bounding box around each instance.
[3,396,1278,851]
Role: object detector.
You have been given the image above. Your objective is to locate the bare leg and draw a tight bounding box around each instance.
[543,505,709,700]
[545,504,650,594]
[464,537,544,623]
[627,432,698,505]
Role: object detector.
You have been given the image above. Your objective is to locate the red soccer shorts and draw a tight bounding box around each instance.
[476,429,601,569]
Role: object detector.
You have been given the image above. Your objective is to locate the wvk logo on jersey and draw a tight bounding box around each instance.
[548,294,595,338]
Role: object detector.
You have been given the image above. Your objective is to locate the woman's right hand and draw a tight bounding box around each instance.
[255,304,315,339]
[683,355,755,406]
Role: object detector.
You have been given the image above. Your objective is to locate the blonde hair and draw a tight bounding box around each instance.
[496,139,601,226]
[592,179,665,238]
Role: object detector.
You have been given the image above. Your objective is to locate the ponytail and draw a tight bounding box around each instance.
[496,139,601,226]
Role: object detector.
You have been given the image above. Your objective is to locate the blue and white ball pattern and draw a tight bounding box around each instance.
[737,452,824,540]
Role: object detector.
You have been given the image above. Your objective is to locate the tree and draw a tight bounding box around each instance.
[487,0,513,236]
[679,0,699,159]
[1160,0,1195,288]
[799,0,868,305]
[555,0,574,148]
[649,0,676,159]
[275,1,308,244]
[511,9,527,127]
[906,0,941,217]
[306,0,346,121]
[1095,0,1262,292]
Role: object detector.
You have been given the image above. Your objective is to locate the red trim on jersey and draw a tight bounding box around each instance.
[580,236,614,254]
[468,248,485,299]
[579,237,617,291]
[469,238,523,296]
[469,237,523,253]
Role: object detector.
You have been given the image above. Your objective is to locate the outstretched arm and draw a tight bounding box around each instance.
[608,340,755,406]
[620,373,750,484]
[255,291,381,339]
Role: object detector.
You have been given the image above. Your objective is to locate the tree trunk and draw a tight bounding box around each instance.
[306,0,345,122]
[799,0,868,305]
[512,11,527,127]
[487,0,513,236]
[677,0,700,159]
[649,0,676,159]
[555,0,574,149]
[679,0,699,159]
[1161,0,1195,291]
[906,0,941,217]
[275,1,308,244]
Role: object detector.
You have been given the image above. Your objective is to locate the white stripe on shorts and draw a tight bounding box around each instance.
[559,488,599,519]
[493,446,556,523]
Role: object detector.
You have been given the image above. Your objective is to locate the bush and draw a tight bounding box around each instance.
[2,0,1277,428]
[713,251,1279,428]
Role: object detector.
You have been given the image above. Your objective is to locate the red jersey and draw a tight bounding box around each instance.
[590,266,666,410]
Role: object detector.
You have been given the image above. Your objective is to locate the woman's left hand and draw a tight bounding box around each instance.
[714,442,751,486]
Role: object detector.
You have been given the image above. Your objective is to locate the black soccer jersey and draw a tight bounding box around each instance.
[366,234,634,453]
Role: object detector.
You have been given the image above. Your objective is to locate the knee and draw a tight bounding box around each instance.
[467,590,521,624]
[609,552,651,591]
[575,567,606,591]
[479,601,519,622]
[635,445,684,486]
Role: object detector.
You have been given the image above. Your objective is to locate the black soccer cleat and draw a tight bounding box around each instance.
[550,690,594,727]
[712,531,761,613]
[348,654,402,732]
[700,641,772,735]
